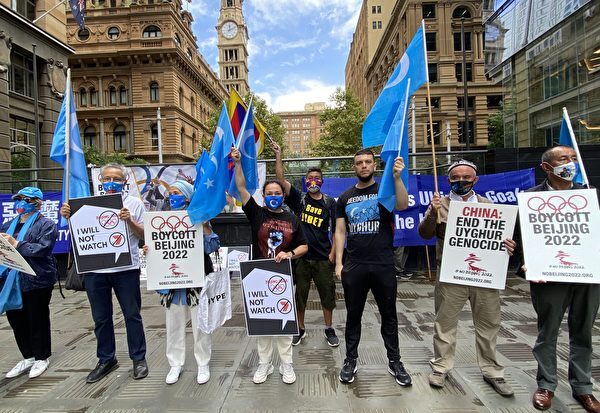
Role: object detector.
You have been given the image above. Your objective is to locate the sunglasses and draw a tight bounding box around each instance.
[14,197,35,203]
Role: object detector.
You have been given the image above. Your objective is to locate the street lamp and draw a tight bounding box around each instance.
[461,13,471,151]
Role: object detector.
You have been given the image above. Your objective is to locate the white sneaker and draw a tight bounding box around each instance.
[6,358,34,378]
[279,362,296,384]
[252,363,274,384]
[197,365,210,384]
[165,366,183,384]
[29,359,49,378]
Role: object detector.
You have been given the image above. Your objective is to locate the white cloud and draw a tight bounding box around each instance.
[257,79,340,112]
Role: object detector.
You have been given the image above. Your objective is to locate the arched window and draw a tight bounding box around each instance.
[119,86,127,105]
[142,25,162,38]
[107,26,120,40]
[190,96,195,117]
[174,33,181,47]
[151,123,159,150]
[180,128,185,152]
[452,6,471,19]
[150,82,159,102]
[83,126,96,147]
[109,86,117,105]
[179,87,184,108]
[186,48,193,60]
[113,125,126,151]
[79,88,87,106]
[90,87,98,106]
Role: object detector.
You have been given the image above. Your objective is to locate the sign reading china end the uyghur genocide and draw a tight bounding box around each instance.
[518,189,600,283]
[144,210,205,290]
[439,202,518,290]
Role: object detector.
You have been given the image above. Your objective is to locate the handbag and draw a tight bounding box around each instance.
[64,250,85,291]
[0,270,22,314]
[197,269,232,334]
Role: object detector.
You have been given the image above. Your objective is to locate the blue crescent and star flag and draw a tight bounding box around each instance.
[193,149,208,190]
[69,0,86,30]
[362,22,428,149]
[228,101,258,201]
[50,81,91,206]
[558,108,586,186]
[188,104,235,224]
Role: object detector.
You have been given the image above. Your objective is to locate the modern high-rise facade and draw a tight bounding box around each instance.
[347,0,504,150]
[217,0,249,97]
[66,0,228,163]
[278,103,326,156]
[485,0,600,147]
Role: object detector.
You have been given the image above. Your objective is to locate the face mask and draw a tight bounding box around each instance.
[14,200,36,215]
[551,161,578,182]
[169,194,187,210]
[102,181,124,193]
[306,177,323,194]
[265,195,284,210]
[450,180,475,196]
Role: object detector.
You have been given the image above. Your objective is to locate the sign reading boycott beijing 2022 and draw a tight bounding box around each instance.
[518,189,600,283]
[240,259,299,336]
[144,210,205,290]
[439,202,518,289]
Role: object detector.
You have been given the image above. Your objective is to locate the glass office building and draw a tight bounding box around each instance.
[485,0,600,148]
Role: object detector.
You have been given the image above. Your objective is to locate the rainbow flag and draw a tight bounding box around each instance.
[226,88,266,156]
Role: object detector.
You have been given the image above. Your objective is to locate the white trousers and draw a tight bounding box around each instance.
[165,304,211,368]
[257,336,293,364]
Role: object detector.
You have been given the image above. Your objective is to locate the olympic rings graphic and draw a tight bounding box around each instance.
[150,215,193,231]
[526,194,588,213]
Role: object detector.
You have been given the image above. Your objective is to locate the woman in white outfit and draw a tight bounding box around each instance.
[147,180,220,385]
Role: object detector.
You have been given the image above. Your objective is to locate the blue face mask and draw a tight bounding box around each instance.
[265,195,284,210]
[169,194,187,210]
[102,181,124,193]
[14,200,36,215]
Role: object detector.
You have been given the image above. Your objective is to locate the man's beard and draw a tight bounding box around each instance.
[357,173,373,183]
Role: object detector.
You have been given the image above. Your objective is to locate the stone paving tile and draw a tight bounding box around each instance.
[1,275,599,412]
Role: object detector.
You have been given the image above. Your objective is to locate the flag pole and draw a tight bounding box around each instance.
[65,68,71,201]
[421,20,439,194]
[235,97,253,149]
[397,79,411,157]
[562,107,590,188]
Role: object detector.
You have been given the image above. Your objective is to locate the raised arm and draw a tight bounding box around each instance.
[230,147,252,206]
[272,142,292,195]
[393,156,409,211]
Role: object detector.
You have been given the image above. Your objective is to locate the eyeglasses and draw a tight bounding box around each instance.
[101,177,125,183]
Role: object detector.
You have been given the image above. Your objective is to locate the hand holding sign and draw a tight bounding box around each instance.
[243,268,296,330]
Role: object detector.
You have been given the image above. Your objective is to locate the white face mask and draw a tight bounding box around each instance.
[551,161,578,181]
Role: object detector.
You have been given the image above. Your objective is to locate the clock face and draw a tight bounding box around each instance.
[222,21,238,39]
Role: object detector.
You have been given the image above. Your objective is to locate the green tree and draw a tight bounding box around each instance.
[487,111,504,149]
[310,88,366,157]
[84,146,146,166]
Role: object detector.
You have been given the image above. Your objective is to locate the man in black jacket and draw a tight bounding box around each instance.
[524,146,599,413]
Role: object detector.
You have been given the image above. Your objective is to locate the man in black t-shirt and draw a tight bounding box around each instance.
[335,148,412,386]
[273,142,339,347]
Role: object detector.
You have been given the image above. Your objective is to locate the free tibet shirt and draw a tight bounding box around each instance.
[336,182,394,265]
[242,197,307,260]
[285,186,335,261]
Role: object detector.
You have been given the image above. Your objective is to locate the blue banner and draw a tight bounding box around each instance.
[312,168,536,247]
[0,192,70,254]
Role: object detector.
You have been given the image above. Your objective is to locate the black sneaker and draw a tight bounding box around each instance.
[388,360,412,386]
[339,358,357,383]
[292,328,306,346]
[324,328,340,347]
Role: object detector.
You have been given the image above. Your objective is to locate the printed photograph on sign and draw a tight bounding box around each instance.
[439,202,518,290]
[144,210,205,290]
[517,189,600,283]
[240,258,299,336]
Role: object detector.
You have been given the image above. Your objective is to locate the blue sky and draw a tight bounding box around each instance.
[186,0,362,112]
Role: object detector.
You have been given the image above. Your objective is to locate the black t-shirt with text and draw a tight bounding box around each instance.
[285,186,335,261]
[242,197,307,260]
[336,182,394,265]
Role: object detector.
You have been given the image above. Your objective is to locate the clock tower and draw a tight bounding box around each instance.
[217,0,250,97]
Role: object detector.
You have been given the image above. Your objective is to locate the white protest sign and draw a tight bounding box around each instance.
[0,236,36,276]
[518,189,600,283]
[227,246,249,272]
[439,201,518,289]
[144,210,205,290]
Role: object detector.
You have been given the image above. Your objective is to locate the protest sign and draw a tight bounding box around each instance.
[68,194,132,273]
[518,189,600,283]
[439,202,518,289]
[144,210,205,290]
[240,259,298,336]
[0,236,36,276]
[210,247,228,273]
[227,246,249,277]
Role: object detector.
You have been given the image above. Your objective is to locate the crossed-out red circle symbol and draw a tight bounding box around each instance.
[527,195,588,213]
[150,215,193,231]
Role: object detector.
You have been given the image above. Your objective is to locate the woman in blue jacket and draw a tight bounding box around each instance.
[2,187,58,379]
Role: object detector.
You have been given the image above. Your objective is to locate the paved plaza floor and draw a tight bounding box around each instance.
[1,273,598,412]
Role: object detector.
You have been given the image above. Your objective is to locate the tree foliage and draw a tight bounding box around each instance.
[310,88,366,157]
[487,111,504,149]
[84,146,146,166]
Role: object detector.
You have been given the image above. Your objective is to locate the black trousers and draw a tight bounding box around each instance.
[341,262,400,361]
[6,286,54,361]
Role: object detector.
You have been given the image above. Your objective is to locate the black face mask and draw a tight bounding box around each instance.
[450,180,474,196]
